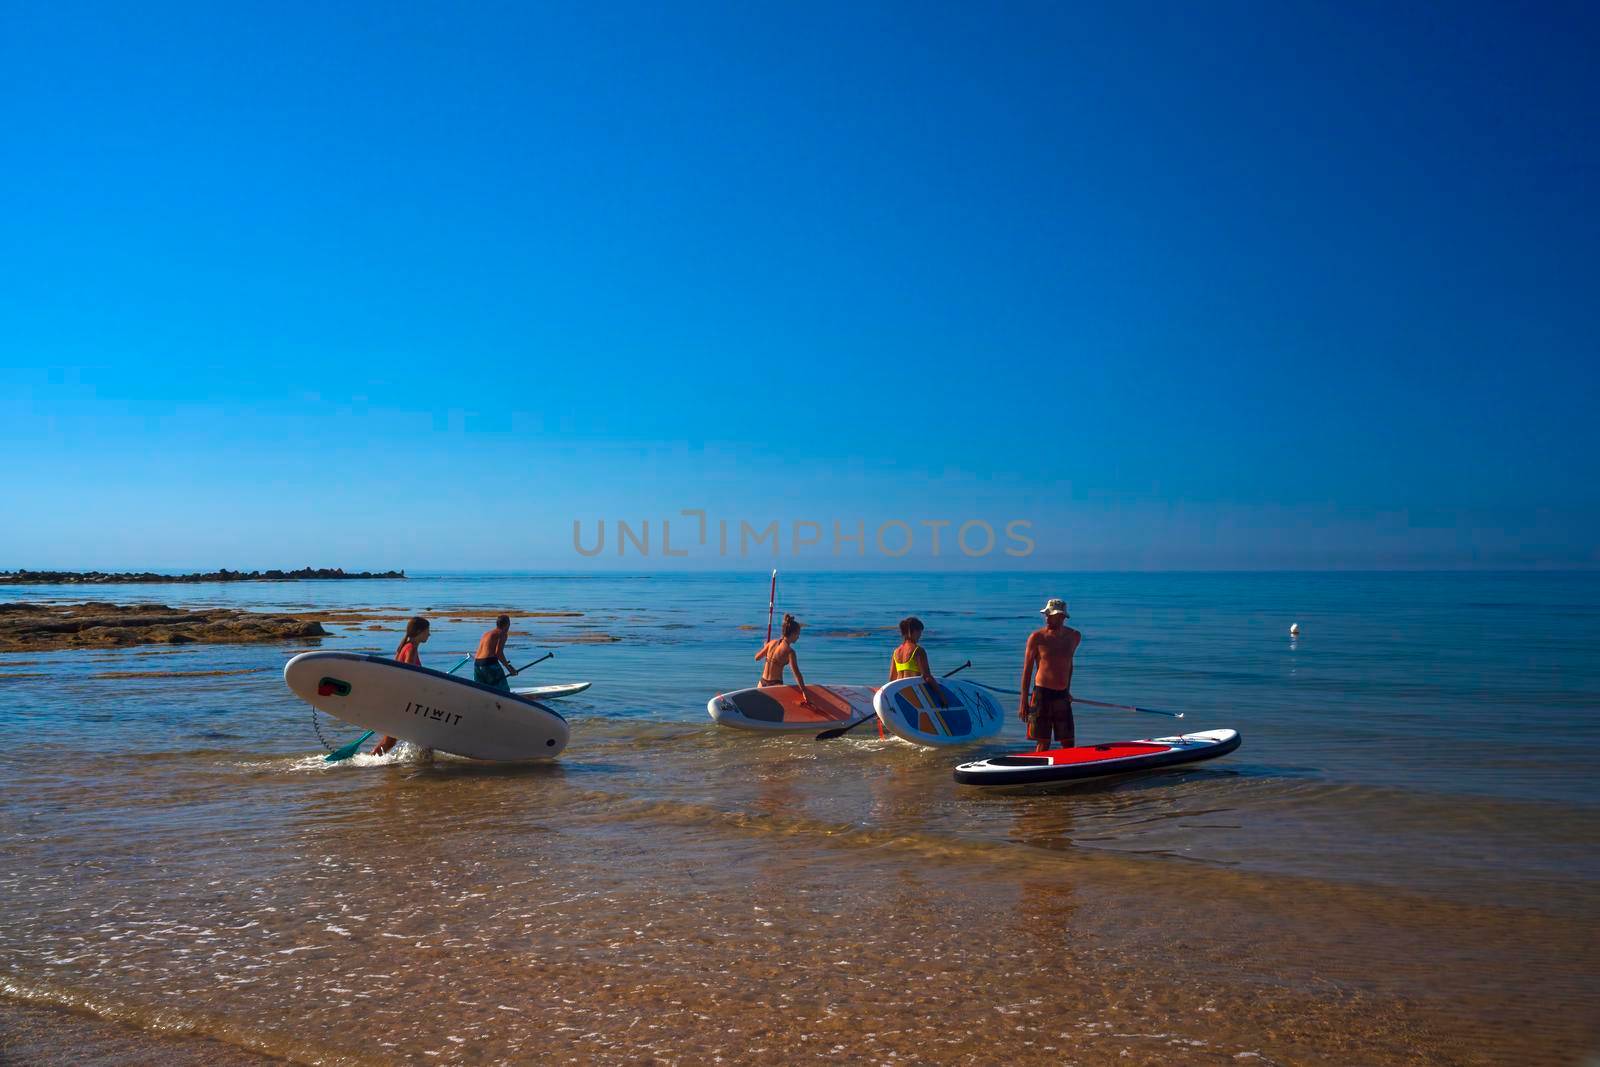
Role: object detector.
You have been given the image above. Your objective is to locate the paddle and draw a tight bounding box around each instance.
[509,651,554,675]
[969,681,1186,720]
[323,654,472,762]
[1072,697,1184,720]
[816,660,971,740]
[765,569,778,642]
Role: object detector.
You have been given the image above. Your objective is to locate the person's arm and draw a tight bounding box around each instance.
[755,640,770,661]
[1065,630,1082,698]
[918,647,936,688]
[1019,634,1037,720]
[791,650,808,702]
[497,631,516,672]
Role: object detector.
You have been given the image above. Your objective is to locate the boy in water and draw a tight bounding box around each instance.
[473,614,520,692]
[1019,598,1081,751]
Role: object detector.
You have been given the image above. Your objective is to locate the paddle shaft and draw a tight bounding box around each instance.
[815,660,972,740]
[510,652,554,674]
[1072,696,1184,719]
[765,570,777,643]
[973,681,1184,720]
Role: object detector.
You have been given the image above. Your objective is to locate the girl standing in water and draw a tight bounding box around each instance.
[755,613,811,706]
[372,616,429,756]
[889,616,936,686]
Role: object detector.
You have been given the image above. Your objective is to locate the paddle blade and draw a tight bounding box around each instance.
[324,730,375,762]
[816,715,877,741]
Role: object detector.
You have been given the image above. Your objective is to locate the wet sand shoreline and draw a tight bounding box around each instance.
[0,997,280,1066]
[4,741,1595,1066]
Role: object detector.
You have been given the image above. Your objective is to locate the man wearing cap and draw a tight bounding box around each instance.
[1020,598,1081,750]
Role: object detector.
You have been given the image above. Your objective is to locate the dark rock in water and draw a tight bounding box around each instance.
[0,567,406,585]
[0,602,332,653]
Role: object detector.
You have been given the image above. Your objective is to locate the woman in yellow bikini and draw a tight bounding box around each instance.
[889,616,937,686]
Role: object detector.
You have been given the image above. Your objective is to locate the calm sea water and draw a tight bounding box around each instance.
[2,571,1597,1064]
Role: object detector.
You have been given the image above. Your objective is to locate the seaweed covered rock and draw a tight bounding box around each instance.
[0,602,331,652]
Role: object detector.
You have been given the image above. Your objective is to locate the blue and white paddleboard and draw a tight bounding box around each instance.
[872,677,1006,747]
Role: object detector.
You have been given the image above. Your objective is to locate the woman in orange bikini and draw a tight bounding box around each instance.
[372,616,429,756]
[888,616,936,686]
[755,613,811,706]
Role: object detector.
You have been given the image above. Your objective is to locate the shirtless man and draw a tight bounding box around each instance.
[473,614,520,692]
[1019,598,1081,751]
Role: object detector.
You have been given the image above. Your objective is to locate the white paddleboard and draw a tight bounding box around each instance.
[511,681,591,700]
[872,677,1006,747]
[708,684,878,732]
[285,651,569,761]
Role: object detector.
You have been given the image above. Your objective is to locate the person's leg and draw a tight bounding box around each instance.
[489,661,509,692]
[1027,691,1050,751]
[1055,697,1076,749]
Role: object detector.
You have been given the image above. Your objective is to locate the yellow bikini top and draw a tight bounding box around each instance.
[892,645,921,675]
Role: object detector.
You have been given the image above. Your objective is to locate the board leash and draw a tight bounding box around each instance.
[309,704,336,752]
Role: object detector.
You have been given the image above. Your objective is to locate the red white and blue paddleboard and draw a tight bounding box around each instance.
[953,729,1240,788]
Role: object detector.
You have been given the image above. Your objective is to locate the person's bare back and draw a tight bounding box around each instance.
[755,613,809,702]
[757,637,797,683]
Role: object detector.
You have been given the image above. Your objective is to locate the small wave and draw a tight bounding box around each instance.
[0,975,367,1066]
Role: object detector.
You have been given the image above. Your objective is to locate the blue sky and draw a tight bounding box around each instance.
[3,2,1596,570]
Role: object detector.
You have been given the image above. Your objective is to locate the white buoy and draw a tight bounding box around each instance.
[1289,623,1300,637]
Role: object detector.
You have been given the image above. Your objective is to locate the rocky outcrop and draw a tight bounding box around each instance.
[0,568,406,585]
[0,602,330,652]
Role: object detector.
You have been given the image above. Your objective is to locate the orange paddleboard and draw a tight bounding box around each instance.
[708,684,878,732]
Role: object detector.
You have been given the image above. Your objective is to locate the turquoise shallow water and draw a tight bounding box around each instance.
[4,570,1597,900]
[2,571,1597,1063]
